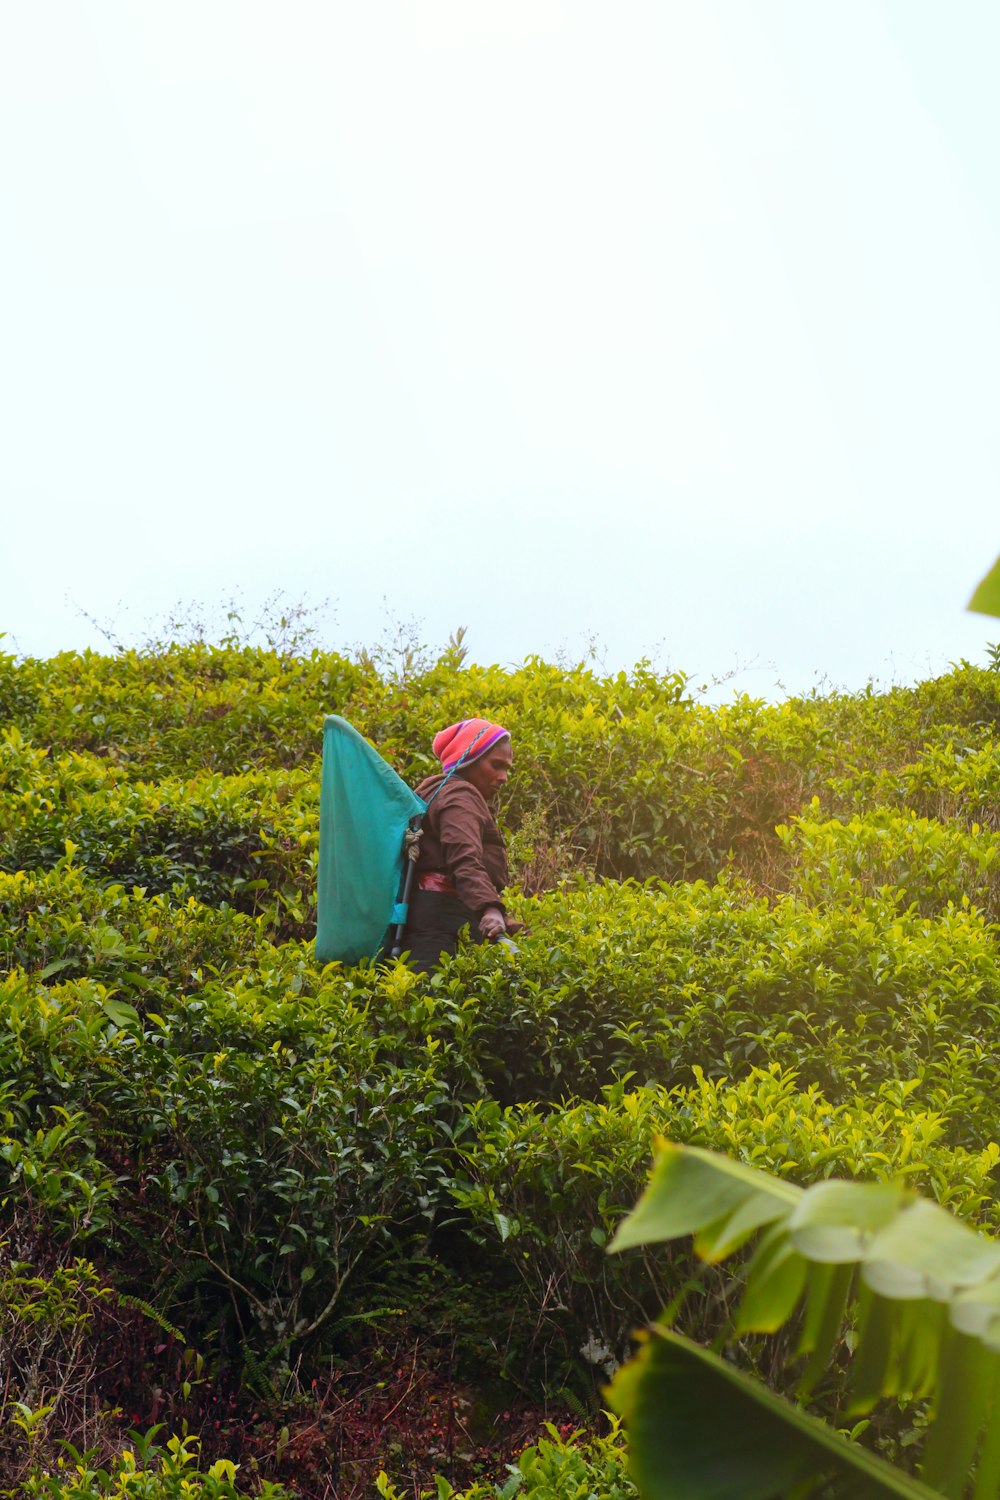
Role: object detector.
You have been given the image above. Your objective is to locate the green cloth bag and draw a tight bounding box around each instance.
[315,716,426,965]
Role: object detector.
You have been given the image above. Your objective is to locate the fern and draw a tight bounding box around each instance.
[240,1339,280,1404]
[115,1292,184,1343]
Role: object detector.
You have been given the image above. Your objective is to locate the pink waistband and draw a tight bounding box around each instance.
[418,872,458,897]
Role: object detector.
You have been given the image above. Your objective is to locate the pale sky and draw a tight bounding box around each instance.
[3,2,998,698]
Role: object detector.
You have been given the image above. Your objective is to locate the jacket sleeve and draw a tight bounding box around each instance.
[433,783,505,916]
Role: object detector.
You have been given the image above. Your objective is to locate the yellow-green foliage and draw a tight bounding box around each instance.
[779,800,1000,917]
[376,1420,634,1500]
[24,1431,291,1500]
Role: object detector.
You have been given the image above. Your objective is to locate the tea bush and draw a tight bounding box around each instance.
[375,1419,633,1500]
[829,738,1000,832]
[0,1247,150,1491]
[450,1064,1000,1380]
[6,864,1000,1399]
[131,1007,461,1375]
[778,802,1000,917]
[6,644,363,777]
[0,958,479,1384]
[6,642,1000,890]
[0,741,314,916]
[24,1431,291,1500]
[0,866,265,993]
[438,878,1000,1143]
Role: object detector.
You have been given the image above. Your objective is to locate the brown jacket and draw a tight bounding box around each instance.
[414,772,509,916]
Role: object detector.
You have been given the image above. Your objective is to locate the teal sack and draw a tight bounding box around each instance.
[316,716,426,965]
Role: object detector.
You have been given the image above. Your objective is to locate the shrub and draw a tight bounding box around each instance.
[24,1430,291,1500]
[778,802,1000,917]
[438,878,1000,1143]
[129,995,462,1379]
[0,1250,127,1489]
[11,643,362,777]
[451,1066,1000,1380]
[375,1419,634,1500]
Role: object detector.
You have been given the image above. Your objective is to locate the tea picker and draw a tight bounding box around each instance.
[315,717,518,967]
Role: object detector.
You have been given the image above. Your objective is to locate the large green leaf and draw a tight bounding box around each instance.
[608,1326,940,1500]
[736,1223,808,1332]
[610,1144,1000,1496]
[789,1180,906,1262]
[863,1198,1000,1296]
[608,1141,799,1259]
[920,1331,1000,1500]
[968,557,1000,618]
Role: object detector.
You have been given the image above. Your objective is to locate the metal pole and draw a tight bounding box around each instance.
[389,855,417,960]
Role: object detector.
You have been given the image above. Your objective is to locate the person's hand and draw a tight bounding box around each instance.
[479,907,507,940]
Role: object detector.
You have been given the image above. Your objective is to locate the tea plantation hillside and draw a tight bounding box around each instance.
[3,637,1000,1497]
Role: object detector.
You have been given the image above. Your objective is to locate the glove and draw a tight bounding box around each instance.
[479,907,507,941]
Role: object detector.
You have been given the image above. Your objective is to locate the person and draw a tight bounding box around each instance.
[404,718,523,973]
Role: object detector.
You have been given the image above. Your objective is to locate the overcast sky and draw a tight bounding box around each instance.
[3,2,998,699]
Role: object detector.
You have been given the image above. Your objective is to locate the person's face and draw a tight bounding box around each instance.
[463,740,513,801]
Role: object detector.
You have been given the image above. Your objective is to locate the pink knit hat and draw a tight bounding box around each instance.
[432,718,509,771]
